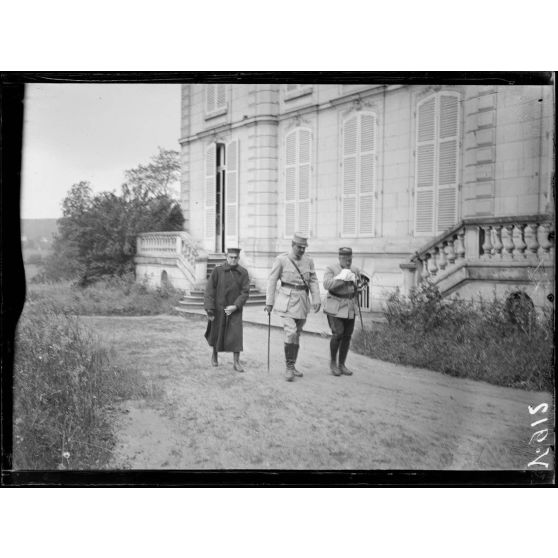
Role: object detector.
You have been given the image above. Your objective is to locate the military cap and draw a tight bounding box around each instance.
[292,233,308,247]
[227,247,241,255]
[338,247,352,256]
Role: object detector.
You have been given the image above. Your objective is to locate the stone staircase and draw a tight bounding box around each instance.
[176,253,267,311]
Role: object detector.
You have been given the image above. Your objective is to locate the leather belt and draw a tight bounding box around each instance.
[330,292,355,299]
[281,281,309,291]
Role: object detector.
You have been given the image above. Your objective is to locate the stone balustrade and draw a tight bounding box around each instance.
[137,232,178,255]
[136,231,208,285]
[405,215,554,287]
[479,221,554,261]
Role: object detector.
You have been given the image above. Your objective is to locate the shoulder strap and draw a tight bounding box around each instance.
[287,256,310,290]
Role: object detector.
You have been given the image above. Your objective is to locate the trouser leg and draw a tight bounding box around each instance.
[327,315,343,376]
[338,318,355,375]
[211,347,218,366]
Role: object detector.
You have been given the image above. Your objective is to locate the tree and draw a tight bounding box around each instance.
[42,150,184,284]
[123,147,180,198]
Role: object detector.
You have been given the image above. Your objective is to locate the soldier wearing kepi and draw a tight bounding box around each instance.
[204,247,250,372]
[265,233,321,381]
[323,247,362,376]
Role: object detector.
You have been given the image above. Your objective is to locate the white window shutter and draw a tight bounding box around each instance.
[285,131,297,236]
[205,143,216,241]
[415,96,436,235]
[342,116,358,236]
[359,113,376,236]
[298,129,311,236]
[225,139,239,246]
[437,93,459,232]
[216,84,227,110]
[206,85,216,113]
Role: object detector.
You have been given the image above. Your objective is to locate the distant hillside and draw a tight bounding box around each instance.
[21,218,59,242]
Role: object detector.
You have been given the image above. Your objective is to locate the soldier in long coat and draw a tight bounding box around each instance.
[265,233,321,381]
[323,247,362,376]
[204,247,250,372]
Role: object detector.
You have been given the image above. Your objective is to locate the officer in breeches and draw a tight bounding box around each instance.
[323,247,362,376]
[265,233,321,381]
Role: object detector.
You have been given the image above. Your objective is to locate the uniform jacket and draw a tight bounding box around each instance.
[204,263,250,352]
[323,263,361,319]
[266,252,321,319]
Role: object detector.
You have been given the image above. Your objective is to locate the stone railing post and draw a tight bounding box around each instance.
[194,258,208,285]
[502,225,515,258]
[480,225,493,259]
[464,226,479,259]
[513,224,527,258]
[400,262,417,296]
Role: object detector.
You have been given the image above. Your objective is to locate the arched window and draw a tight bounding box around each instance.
[415,92,460,236]
[342,112,377,237]
[284,128,312,237]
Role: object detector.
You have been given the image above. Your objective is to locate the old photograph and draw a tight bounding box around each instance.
[7,75,556,479]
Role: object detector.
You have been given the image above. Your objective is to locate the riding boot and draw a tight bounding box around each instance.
[330,337,341,376]
[292,344,303,377]
[211,348,219,367]
[284,343,295,382]
[233,352,245,373]
[338,337,353,375]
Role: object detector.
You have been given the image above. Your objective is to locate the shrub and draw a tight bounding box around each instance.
[353,282,554,391]
[13,300,146,469]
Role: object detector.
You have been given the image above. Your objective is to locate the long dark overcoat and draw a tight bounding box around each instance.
[203,263,250,352]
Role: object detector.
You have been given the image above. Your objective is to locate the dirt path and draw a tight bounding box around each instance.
[83,314,554,470]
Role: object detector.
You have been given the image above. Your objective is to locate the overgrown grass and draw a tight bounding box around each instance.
[352,282,554,392]
[27,273,183,316]
[13,299,148,469]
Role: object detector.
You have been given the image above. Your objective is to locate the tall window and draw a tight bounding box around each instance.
[205,140,239,252]
[342,112,377,237]
[415,92,460,236]
[285,128,312,237]
[205,84,227,116]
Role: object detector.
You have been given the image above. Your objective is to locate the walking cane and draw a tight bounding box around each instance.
[267,309,271,373]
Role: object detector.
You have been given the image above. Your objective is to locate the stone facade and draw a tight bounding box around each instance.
[178,84,555,310]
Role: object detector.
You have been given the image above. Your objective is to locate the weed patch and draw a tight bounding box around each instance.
[352,282,554,391]
[13,300,147,469]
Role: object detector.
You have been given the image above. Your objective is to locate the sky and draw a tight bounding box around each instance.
[21,83,181,219]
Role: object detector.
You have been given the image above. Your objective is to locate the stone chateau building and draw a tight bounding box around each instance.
[135,83,555,311]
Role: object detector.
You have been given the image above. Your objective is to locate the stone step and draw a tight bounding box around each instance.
[189,283,259,296]
[177,298,267,310]
[180,293,267,304]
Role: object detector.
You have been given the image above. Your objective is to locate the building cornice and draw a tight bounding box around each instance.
[179,115,279,144]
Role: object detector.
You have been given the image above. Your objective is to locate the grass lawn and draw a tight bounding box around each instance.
[81,313,554,470]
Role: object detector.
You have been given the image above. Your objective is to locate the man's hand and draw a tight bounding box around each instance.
[264,305,273,314]
[207,311,215,322]
[224,305,237,316]
[312,302,321,313]
[334,269,355,282]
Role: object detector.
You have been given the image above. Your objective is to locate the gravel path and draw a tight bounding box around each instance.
[82,314,554,470]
